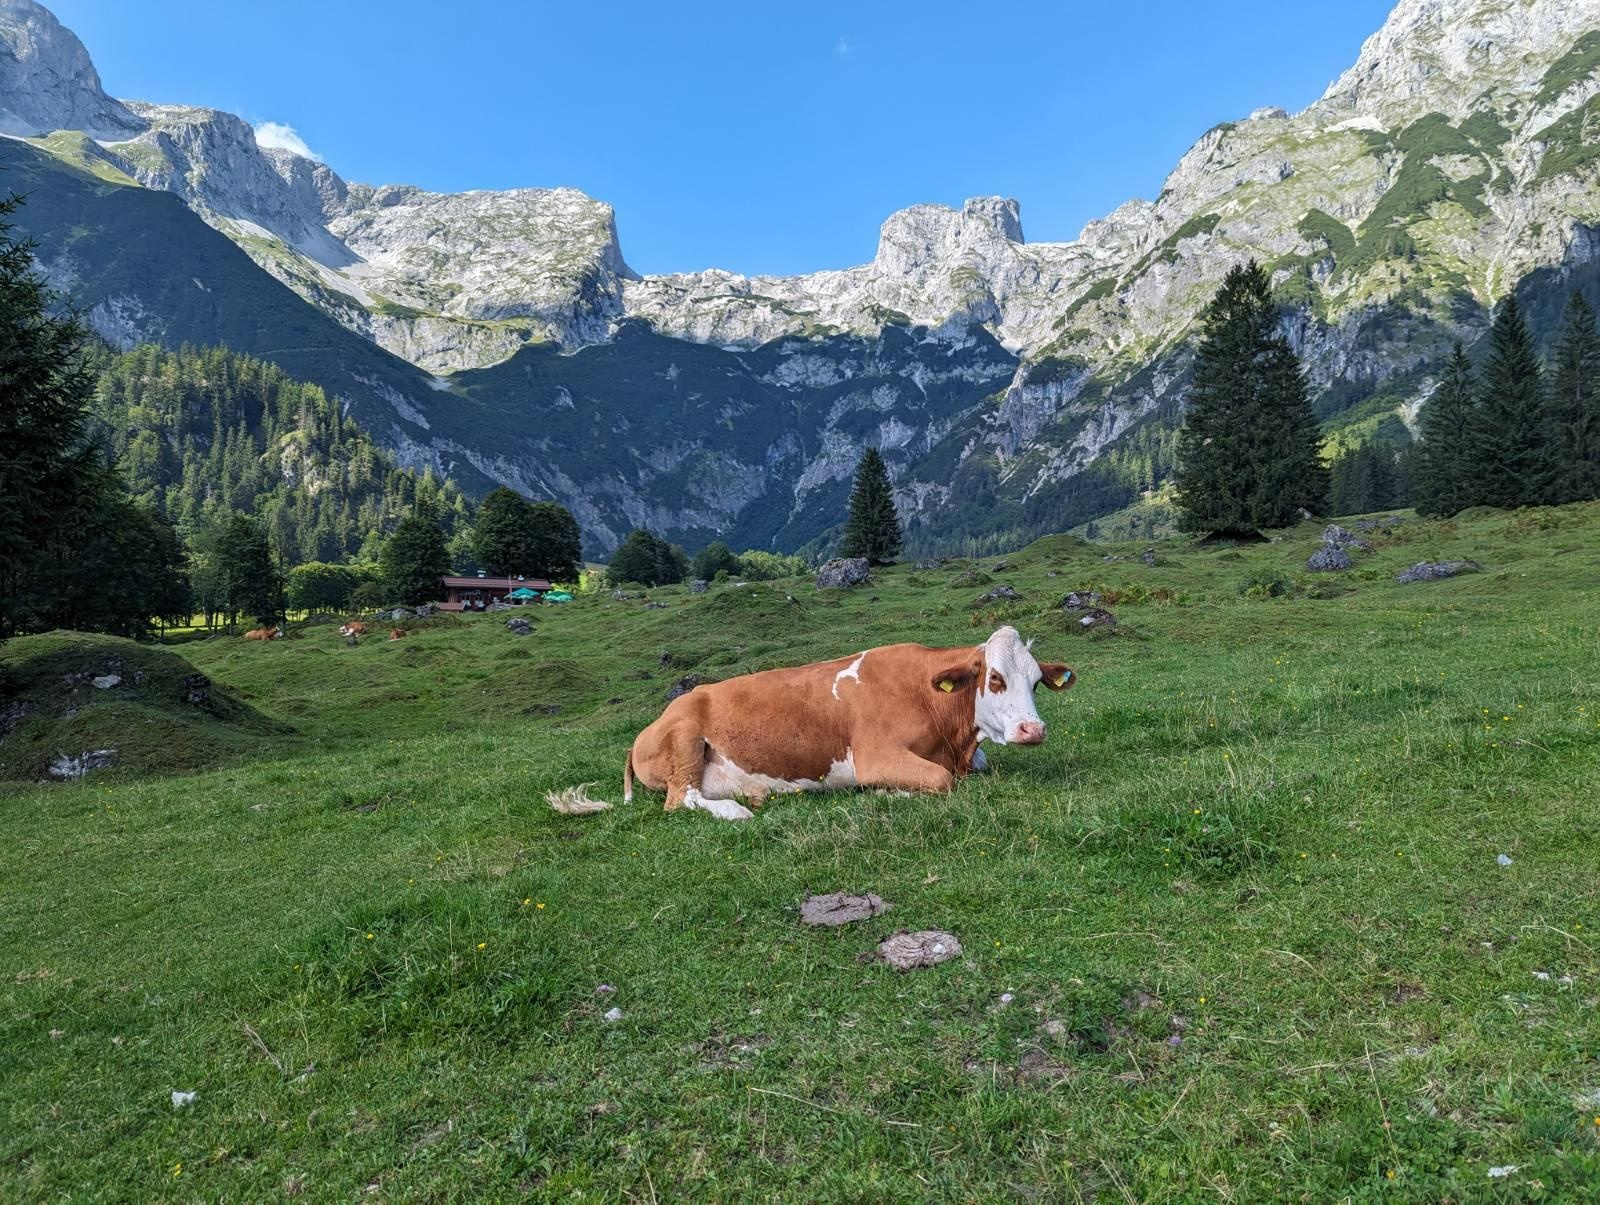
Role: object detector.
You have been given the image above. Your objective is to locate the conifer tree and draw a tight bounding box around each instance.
[1471,294,1545,508]
[691,540,741,581]
[840,447,902,564]
[525,501,583,583]
[1544,292,1600,504]
[381,504,450,606]
[0,194,102,637]
[1175,262,1327,537]
[1414,343,1478,518]
[606,529,686,587]
[472,487,539,576]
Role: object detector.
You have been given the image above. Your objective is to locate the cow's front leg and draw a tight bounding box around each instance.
[858,749,957,795]
[662,727,707,812]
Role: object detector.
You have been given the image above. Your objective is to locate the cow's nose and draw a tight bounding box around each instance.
[1014,721,1046,745]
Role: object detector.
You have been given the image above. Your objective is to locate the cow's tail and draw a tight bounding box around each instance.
[545,783,612,815]
[623,749,635,804]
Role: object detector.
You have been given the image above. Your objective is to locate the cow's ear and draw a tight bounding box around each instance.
[931,653,982,695]
[1036,662,1075,691]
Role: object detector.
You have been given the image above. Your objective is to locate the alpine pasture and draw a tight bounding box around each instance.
[4,506,1600,1200]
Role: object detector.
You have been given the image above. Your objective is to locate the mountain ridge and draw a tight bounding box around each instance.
[7,0,1600,557]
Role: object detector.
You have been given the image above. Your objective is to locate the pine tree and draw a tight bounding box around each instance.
[840,447,902,564]
[1471,294,1545,508]
[1414,344,1478,517]
[1544,292,1600,504]
[1174,262,1327,537]
[0,193,103,638]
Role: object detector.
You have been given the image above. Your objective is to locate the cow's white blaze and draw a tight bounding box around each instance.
[973,626,1048,745]
[701,746,858,800]
[831,652,866,700]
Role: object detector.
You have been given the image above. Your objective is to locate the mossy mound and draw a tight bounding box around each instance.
[0,631,291,782]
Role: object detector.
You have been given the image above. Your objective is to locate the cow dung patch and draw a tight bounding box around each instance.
[799,892,891,927]
[876,929,961,969]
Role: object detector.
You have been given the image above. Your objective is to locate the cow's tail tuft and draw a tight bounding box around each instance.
[545,783,612,816]
[623,749,635,804]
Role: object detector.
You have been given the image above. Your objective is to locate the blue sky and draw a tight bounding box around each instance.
[51,0,1397,276]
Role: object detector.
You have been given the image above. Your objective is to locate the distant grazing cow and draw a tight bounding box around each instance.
[244,627,283,641]
[339,622,367,638]
[388,627,407,641]
[623,625,1074,820]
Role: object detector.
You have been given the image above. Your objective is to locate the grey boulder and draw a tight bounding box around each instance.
[1396,560,1480,584]
[815,557,871,589]
[1307,546,1354,572]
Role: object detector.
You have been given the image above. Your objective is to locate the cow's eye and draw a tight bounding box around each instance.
[987,670,1006,693]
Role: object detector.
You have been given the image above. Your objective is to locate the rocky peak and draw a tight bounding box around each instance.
[873,196,1024,273]
[0,0,142,138]
[112,102,338,256]
[1313,0,1600,124]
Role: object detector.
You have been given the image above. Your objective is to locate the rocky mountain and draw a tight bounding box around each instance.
[6,0,1600,556]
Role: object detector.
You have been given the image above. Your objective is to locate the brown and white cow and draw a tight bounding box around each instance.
[624,626,1074,820]
[388,627,407,641]
[339,622,367,638]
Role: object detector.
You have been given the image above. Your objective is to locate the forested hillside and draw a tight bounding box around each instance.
[91,345,472,565]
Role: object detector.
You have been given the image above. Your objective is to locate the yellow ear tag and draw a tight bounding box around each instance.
[1055,673,1070,687]
[939,680,954,692]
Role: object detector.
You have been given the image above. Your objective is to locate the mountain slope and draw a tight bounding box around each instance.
[8,0,1600,556]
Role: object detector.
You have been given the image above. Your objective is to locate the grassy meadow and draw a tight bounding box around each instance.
[3,505,1600,1201]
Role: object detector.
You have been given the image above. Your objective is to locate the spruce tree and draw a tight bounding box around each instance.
[840,447,902,564]
[1471,293,1545,508]
[0,194,103,637]
[1544,292,1600,504]
[1414,343,1478,518]
[210,513,283,627]
[1174,262,1327,537]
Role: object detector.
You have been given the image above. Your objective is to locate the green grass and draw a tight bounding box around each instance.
[0,632,288,782]
[4,505,1600,1199]
[24,132,140,187]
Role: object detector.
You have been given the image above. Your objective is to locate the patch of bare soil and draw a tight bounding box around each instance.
[693,1033,772,1070]
[800,893,891,926]
[1016,1047,1073,1085]
[876,929,961,969]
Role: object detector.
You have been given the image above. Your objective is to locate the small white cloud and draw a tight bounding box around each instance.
[254,121,321,162]
[833,35,850,56]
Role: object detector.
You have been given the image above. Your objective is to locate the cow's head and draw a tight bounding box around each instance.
[932,625,1074,746]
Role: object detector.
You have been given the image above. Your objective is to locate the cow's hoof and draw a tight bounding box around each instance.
[970,747,989,773]
[704,799,755,821]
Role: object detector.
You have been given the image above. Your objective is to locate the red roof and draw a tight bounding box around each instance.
[442,576,552,590]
